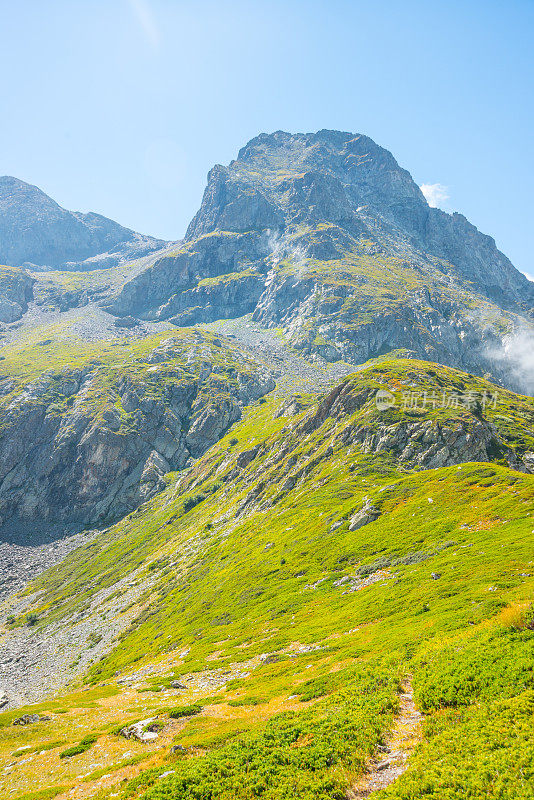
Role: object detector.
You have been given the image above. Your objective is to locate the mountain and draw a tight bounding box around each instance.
[0,359,532,800]
[0,132,533,800]
[108,130,534,394]
[0,328,273,527]
[0,176,167,270]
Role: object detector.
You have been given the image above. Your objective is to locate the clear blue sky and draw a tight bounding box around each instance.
[1,0,533,277]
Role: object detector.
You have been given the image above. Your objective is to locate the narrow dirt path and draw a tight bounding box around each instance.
[347,679,422,798]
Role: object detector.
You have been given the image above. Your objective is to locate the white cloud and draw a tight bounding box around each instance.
[522,271,534,283]
[420,182,450,209]
[128,0,160,49]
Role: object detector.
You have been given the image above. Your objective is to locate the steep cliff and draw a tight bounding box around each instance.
[0,329,273,525]
[0,265,34,322]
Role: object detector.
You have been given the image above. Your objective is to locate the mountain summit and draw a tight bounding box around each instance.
[0,132,533,800]
[108,130,534,392]
[0,176,166,270]
[187,129,531,304]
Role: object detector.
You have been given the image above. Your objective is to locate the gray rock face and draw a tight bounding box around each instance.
[107,230,269,319]
[107,130,534,394]
[0,266,34,322]
[0,336,274,525]
[299,377,534,474]
[225,369,534,518]
[186,164,283,239]
[349,498,380,531]
[0,176,166,270]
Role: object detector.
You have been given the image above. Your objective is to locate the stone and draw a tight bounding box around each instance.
[12,713,42,725]
[170,745,188,754]
[236,447,259,469]
[349,498,380,531]
[261,653,283,665]
[376,760,390,771]
[113,316,139,329]
[120,717,161,743]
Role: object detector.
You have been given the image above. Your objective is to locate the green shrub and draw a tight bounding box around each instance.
[168,703,203,719]
[380,691,534,800]
[183,494,206,513]
[59,733,98,758]
[414,627,534,711]
[227,695,267,707]
[12,788,66,800]
[133,666,398,800]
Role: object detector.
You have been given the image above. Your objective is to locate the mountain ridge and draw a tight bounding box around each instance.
[0,357,531,800]
[0,175,167,271]
[0,132,533,799]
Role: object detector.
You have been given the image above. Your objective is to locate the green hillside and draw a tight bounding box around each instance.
[0,358,532,800]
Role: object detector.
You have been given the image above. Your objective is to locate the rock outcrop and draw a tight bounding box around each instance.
[0,333,274,525]
[107,231,269,319]
[349,498,380,531]
[0,265,34,322]
[221,362,534,518]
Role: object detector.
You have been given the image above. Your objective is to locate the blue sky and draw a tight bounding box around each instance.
[1,0,533,277]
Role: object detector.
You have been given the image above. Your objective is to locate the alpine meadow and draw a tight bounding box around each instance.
[0,3,533,798]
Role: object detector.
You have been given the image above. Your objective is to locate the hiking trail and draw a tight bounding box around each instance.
[347,678,422,798]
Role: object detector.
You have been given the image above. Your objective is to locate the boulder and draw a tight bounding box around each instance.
[119,717,161,743]
[114,316,139,329]
[349,498,380,531]
[13,713,48,725]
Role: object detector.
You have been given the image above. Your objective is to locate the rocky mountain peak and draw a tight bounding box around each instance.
[233,128,423,205]
[107,129,534,395]
[184,130,533,309]
[0,176,166,270]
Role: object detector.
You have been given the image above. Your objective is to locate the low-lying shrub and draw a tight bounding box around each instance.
[59,733,98,758]
[169,703,203,719]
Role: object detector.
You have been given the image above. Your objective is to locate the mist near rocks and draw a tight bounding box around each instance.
[488,328,534,396]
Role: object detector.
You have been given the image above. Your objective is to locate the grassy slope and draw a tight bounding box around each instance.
[0,323,267,443]
[0,322,255,385]
[0,359,533,799]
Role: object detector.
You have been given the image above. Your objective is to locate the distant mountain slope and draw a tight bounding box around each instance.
[0,176,167,270]
[108,130,534,393]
